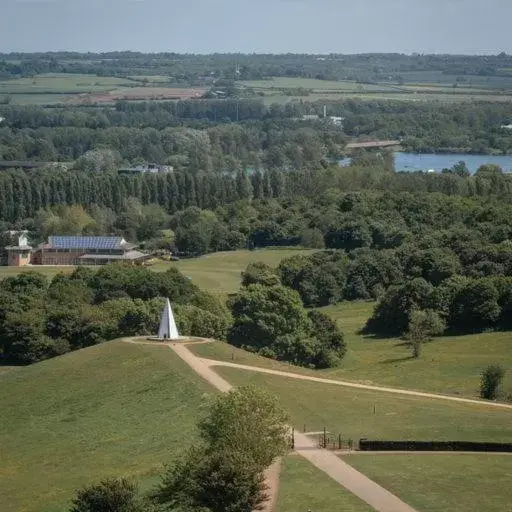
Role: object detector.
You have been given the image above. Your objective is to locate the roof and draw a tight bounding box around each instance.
[47,236,128,250]
[78,251,149,261]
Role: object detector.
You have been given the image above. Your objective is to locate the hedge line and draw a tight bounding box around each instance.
[359,439,512,452]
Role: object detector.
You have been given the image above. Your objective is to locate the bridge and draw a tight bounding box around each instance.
[346,140,402,150]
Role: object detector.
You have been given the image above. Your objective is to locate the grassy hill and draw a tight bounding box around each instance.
[0,341,216,512]
[190,300,512,399]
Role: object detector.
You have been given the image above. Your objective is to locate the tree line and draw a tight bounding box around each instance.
[2,100,512,159]
[0,266,230,364]
[3,51,512,83]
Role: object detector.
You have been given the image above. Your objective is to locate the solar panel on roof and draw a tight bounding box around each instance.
[49,236,123,250]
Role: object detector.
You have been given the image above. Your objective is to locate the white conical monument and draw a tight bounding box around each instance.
[158,298,179,340]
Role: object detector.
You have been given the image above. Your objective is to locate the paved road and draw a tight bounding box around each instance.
[169,342,418,512]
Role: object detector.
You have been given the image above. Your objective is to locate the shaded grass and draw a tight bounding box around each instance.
[276,454,372,512]
[0,341,215,512]
[343,453,512,512]
[192,300,512,399]
[216,367,512,443]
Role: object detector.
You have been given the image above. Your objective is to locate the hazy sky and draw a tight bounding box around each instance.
[2,0,511,55]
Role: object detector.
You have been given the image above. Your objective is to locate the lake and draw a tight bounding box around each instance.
[341,152,512,174]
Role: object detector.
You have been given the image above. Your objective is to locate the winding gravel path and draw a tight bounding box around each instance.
[169,341,418,512]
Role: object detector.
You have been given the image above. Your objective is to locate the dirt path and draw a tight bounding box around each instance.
[170,342,281,511]
[168,342,418,512]
[202,359,512,410]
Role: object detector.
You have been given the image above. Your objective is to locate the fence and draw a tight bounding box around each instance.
[359,439,512,452]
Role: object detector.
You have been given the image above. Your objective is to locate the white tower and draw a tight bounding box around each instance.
[158,298,179,340]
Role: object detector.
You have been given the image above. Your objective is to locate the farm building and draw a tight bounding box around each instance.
[25,236,150,266]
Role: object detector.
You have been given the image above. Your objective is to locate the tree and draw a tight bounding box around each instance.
[406,309,446,358]
[199,386,290,469]
[241,262,280,287]
[153,448,268,512]
[364,278,434,337]
[449,278,501,333]
[228,284,312,361]
[74,148,121,173]
[153,386,289,512]
[300,228,325,249]
[307,310,346,368]
[480,365,505,400]
[70,478,148,512]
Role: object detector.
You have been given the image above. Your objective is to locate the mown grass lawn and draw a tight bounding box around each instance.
[0,248,315,296]
[152,248,316,296]
[343,453,512,512]
[0,341,215,512]
[191,300,512,399]
[215,366,512,444]
[276,454,372,512]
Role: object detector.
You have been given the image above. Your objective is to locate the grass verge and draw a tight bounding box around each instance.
[342,453,512,512]
[276,454,372,512]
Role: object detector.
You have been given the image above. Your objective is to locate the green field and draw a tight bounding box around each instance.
[0,248,315,295]
[0,73,135,94]
[276,455,372,512]
[0,73,157,105]
[153,248,316,295]
[0,341,215,512]
[215,366,512,443]
[191,300,512,399]
[242,76,512,104]
[343,453,512,512]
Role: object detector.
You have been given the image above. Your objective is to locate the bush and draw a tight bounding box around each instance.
[70,478,148,512]
[480,365,506,400]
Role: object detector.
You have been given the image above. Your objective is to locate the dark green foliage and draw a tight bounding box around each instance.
[153,448,267,512]
[278,251,348,307]
[307,310,346,368]
[153,386,289,512]
[70,478,148,512]
[401,248,461,286]
[449,279,501,333]
[241,262,280,288]
[228,284,312,356]
[345,248,403,300]
[228,284,345,368]
[0,265,229,364]
[480,365,506,400]
[364,278,434,337]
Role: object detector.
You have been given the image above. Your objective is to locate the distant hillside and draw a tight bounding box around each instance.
[0,340,216,512]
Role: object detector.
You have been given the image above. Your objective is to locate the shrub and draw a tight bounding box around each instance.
[480,365,506,400]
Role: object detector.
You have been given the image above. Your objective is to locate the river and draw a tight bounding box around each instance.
[341,152,512,174]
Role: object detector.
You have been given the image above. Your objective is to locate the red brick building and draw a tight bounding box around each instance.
[33,236,149,266]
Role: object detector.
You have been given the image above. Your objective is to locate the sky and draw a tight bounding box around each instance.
[2,0,512,55]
